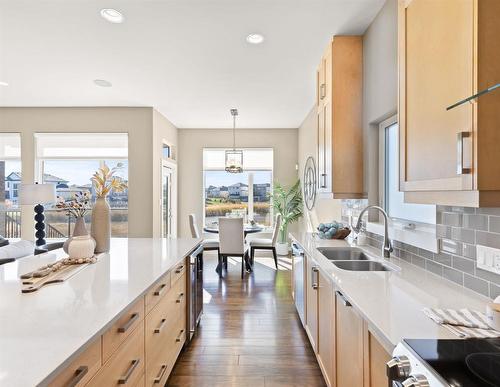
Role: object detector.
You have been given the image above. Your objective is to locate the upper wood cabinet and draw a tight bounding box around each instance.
[399,0,500,207]
[316,36,364,199]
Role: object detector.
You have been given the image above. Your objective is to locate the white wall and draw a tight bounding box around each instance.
[177,128,298,237]
[0,107,178,238]
[363,0,397,208]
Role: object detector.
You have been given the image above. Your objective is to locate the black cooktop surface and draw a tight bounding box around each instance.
[404,338,500,387]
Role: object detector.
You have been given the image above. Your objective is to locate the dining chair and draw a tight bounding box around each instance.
[248,213,281,269]
[189,214,220,256]
[218,217,249,278]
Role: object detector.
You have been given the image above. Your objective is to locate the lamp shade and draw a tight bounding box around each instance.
[19,183,57,205]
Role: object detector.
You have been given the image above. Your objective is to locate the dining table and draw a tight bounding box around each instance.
[203,224,264,236]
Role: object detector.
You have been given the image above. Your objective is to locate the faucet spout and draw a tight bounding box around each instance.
[352,205,393,258]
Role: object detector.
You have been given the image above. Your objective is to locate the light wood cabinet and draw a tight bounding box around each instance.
[317,269,334,387]
[399,0,500,207]
[365,330,391,387]
[48,255,191,387]
[305,256,319,352]
[48,338,101,387]
[316,36,364,199]
[335,291,364,387]
[87,321,145,387]
[102,297,144,362]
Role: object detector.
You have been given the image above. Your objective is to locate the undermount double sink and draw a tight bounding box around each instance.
[316,247,393,272]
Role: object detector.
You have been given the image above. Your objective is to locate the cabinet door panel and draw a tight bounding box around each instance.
[305,256,318,352]
[336,292,363,387]
[401,0,473,191]
[317,270,334,387]
[317,108,326,192]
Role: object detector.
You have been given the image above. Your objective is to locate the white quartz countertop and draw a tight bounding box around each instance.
[290,232,490,350]
[0,237,201,387]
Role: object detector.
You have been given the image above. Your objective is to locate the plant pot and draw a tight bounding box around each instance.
[63,217,89,253]
[91,197,111,253]
[276,242,289,256]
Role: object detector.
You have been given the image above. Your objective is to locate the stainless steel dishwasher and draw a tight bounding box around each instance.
[188,244,204,341]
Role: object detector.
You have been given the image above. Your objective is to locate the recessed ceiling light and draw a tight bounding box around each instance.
[94,79,112,87]
[0,81,8,87]
[246,34,264,45]
[100,8,124,23]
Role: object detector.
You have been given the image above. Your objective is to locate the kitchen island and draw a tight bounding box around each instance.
[0,237,201,387]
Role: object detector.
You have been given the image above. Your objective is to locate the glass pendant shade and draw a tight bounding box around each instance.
[225,108,243,173]
[225,149,243,173]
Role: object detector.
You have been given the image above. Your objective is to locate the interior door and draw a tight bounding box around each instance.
[161,165,173,238]
[400,0,474,192]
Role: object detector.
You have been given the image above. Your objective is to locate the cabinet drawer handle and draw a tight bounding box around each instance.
[118,359,140,384]
[175,265,184,274]
[320,83,326,99]
[153,364,168,384]
[67,365,88,387]
[176,292,184,303]
[153,283,167,296]
[154,318,167,334]
[175,329,185,342]
[456,131,471,175]
[118,313,139,333]
[336,291,352,307]
[311,266,319,290]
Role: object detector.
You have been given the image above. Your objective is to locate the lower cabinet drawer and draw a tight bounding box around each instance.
[48,338,101,387]
[102,297,144,362]
[87,322,145,387]
[171,259,186,286]
[144,271,171,315]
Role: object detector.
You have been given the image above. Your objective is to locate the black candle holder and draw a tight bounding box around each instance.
[34,203,46,246]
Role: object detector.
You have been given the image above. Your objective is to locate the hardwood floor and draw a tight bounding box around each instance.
[167,251,326,387]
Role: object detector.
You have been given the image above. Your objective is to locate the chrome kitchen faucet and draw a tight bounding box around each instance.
[352,205,393,258]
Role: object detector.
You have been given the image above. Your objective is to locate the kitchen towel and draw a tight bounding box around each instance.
[423,307,500,338]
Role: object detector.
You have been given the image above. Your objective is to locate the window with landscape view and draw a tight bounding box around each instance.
[35,133,129,238]
[203,148,273,228]
[0,133,22,238]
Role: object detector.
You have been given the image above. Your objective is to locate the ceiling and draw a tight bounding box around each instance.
[0,0,385,128]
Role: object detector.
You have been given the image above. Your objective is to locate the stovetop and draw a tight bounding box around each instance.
[404,338,500,387]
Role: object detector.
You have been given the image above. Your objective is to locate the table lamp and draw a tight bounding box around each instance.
[20,183,57,246]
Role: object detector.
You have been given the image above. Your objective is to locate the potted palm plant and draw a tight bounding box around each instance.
[271,180,303,255]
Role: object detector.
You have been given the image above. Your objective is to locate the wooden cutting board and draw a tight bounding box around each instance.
[21,263,90,293]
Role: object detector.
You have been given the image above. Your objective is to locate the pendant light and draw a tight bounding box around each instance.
[225,108,243,173]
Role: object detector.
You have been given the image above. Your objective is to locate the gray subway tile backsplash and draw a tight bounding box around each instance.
[464,274,490,297]
[343,200,500,299]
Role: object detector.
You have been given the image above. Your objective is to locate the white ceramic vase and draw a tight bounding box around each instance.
[68,235,96,259]
[276,242,289,256]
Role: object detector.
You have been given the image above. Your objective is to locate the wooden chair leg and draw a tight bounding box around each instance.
[251,247,255,266]
[272,247,278,269]
[217,254,223,278]
[241,254,244,278]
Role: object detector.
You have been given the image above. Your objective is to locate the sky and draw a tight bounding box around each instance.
[205,171,272,188]
[4,160,128,186]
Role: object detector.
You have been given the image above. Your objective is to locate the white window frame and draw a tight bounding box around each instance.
[202,148,274,230]
[366,115,439,253]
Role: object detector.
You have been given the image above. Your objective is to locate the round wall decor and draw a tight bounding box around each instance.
[303,156,317,210]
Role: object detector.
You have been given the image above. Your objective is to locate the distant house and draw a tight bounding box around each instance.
[206,185,220,198]
[228,183,248,198]
[5,172,69,204]
[253,183,271,201]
